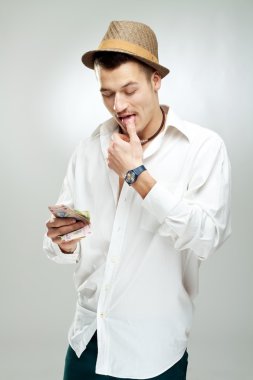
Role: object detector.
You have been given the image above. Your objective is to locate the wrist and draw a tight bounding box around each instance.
[59,242,77,254]
[124,164,146,186]
[131,170,156,199]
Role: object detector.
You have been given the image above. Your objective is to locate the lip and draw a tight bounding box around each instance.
[117,113,135,119]
[117,113,136,125]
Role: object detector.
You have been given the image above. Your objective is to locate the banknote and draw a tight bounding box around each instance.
[48,204,91,242]
[48,205,90,224]
[60,225,91,242]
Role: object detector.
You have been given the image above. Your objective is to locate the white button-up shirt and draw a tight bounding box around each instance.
[43,106,231,379]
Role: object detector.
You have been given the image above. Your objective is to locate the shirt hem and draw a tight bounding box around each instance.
[95,346,187,379]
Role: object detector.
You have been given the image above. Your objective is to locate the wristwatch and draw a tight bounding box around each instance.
[124,165,147,186]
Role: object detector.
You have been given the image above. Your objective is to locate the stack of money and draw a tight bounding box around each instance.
[48,205,91,242]
[60,224,91,242]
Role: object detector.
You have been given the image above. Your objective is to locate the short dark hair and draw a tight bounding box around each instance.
[94,51,155,79]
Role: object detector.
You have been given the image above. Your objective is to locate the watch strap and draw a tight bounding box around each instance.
[132,165,146,176]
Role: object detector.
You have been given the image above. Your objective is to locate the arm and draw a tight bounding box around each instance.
[43,147,82,264]
[108,119,231,261]
[141,138,232,260]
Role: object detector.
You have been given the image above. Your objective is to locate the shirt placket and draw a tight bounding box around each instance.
[96,182,134,373]
[96,120,168,373]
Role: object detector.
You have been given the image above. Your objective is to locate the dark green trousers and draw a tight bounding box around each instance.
[63,331,188,380]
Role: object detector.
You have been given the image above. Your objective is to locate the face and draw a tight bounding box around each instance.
[95,61,161,138]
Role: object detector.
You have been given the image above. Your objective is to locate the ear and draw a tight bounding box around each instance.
[152,71,161,92]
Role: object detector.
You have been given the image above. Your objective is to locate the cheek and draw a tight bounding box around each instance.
[103,98,114,112]
[136,87,153,106]
[136,93,154,115]
[132,93,147,111]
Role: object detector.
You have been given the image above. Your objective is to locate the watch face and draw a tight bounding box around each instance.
[125,170,136,184]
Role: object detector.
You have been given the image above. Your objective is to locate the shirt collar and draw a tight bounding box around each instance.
[162,105,191,142]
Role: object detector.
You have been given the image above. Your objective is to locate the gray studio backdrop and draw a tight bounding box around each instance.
[1,1,252,379]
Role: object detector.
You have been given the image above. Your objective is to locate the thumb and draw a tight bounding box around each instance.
[118,133,130,142]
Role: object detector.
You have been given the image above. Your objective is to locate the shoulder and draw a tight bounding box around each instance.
[167,108,230,166]
[181,120,231,173]
[168,108,226,149]
[184,119,224,146]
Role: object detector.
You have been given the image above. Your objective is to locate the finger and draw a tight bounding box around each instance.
[54,236,82,246]
[46,217,77,228]
[107,146,115,160]
[125,119,140,143]
[47,220,85,239]
[112,132,127,144]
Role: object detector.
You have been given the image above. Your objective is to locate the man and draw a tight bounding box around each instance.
[44,20,231,380]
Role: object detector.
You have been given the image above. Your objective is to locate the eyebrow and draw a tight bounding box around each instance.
[100,81,139,92]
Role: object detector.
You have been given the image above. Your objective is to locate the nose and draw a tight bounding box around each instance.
[113,93,128,114]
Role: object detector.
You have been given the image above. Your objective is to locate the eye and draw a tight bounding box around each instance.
[101,91,114,98]
[125,89,137,96]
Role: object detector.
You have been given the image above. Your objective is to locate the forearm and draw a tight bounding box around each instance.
[141,171,231,260]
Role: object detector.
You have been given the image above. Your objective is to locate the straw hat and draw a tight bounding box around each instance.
[81,20,170,78]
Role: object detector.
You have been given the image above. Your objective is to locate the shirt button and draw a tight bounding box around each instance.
[104,284,111,291]
[100,312,106,318]
[111,256,118,263]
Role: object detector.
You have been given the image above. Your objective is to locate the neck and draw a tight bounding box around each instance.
[138,105,165,142]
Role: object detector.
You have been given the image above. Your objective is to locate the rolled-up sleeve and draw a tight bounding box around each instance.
[142,138,232,260]
[43,147,81,264]
[43,234,80,264]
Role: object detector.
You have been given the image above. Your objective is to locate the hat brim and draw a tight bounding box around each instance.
[81,48,170,79]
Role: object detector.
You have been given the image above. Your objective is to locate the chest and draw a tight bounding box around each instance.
[118,177,125,200]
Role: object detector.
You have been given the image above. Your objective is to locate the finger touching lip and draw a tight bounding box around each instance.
[118,114,136,127]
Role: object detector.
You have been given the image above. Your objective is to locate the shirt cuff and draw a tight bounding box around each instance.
[55,242,80,263]
[43,234,80,264]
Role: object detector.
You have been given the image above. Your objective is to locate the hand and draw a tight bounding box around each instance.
[46,217,85,253]
[107,119,143,177]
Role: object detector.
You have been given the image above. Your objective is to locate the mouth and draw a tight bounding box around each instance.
[117,114,136,127]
